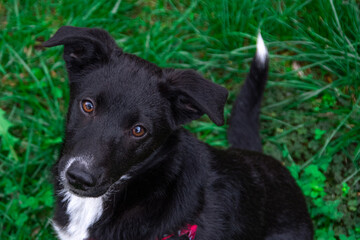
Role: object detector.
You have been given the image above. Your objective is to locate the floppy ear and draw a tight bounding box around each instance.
[160,69,228,126]
[43,26,119,76]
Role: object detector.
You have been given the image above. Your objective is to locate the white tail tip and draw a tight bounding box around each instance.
[256,32,268,64]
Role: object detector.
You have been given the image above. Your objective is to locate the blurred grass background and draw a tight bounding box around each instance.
[0,0,359,239]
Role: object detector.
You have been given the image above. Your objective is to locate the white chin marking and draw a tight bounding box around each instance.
[256,32,268,65]
[53,190,103,240]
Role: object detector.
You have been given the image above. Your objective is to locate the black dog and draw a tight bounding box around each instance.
[43,26,313,240]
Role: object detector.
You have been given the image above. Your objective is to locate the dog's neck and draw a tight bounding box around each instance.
[52,129,209,239]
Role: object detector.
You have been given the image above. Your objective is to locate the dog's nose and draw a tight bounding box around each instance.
[66,167,96,190]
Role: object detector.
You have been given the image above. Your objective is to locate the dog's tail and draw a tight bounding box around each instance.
[228,33,269,152]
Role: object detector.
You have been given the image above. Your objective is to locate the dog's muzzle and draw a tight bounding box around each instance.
[66,162,97,190]
[60,155,107,197]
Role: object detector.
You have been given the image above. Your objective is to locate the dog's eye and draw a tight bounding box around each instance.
[81,100,94,113]
[131,125,146,137]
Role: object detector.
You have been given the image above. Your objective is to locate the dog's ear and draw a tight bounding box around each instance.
[43,26,119,75]
[161,69,228,126]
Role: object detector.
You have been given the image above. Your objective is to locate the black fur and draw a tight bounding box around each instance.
[228,52,269,152]
[44,26,313,240]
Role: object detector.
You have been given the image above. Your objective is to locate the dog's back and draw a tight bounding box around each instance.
[226,34,313,239]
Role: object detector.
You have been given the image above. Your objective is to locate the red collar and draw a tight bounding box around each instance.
[161,224,198,240]
[86,224,198,240]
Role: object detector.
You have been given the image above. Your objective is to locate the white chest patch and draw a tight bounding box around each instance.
[53,190,103,240]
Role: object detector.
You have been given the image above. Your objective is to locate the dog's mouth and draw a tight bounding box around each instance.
[62,173,132,198]
[67,184,110,198]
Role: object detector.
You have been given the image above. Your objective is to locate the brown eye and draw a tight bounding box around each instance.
[81,100,94,113]
[131,125,146,137]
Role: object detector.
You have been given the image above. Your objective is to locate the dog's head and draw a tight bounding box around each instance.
[44,26,228,197]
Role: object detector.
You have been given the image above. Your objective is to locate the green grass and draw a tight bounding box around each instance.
[0,0,359,239]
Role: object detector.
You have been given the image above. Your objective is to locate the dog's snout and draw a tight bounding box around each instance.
[66,166,96,190]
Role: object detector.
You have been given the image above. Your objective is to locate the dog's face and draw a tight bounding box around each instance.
[44,26,228,198]
[57,63,175,197]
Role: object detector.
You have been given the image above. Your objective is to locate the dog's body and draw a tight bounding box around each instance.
[44,26,313,240]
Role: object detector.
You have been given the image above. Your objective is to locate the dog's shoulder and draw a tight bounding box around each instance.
[207,146,295,189]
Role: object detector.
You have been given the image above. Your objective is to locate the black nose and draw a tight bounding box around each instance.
[66,166,96,190]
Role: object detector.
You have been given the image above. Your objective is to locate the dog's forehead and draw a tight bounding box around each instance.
[72,61,167,117]
[79,61,162,96]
